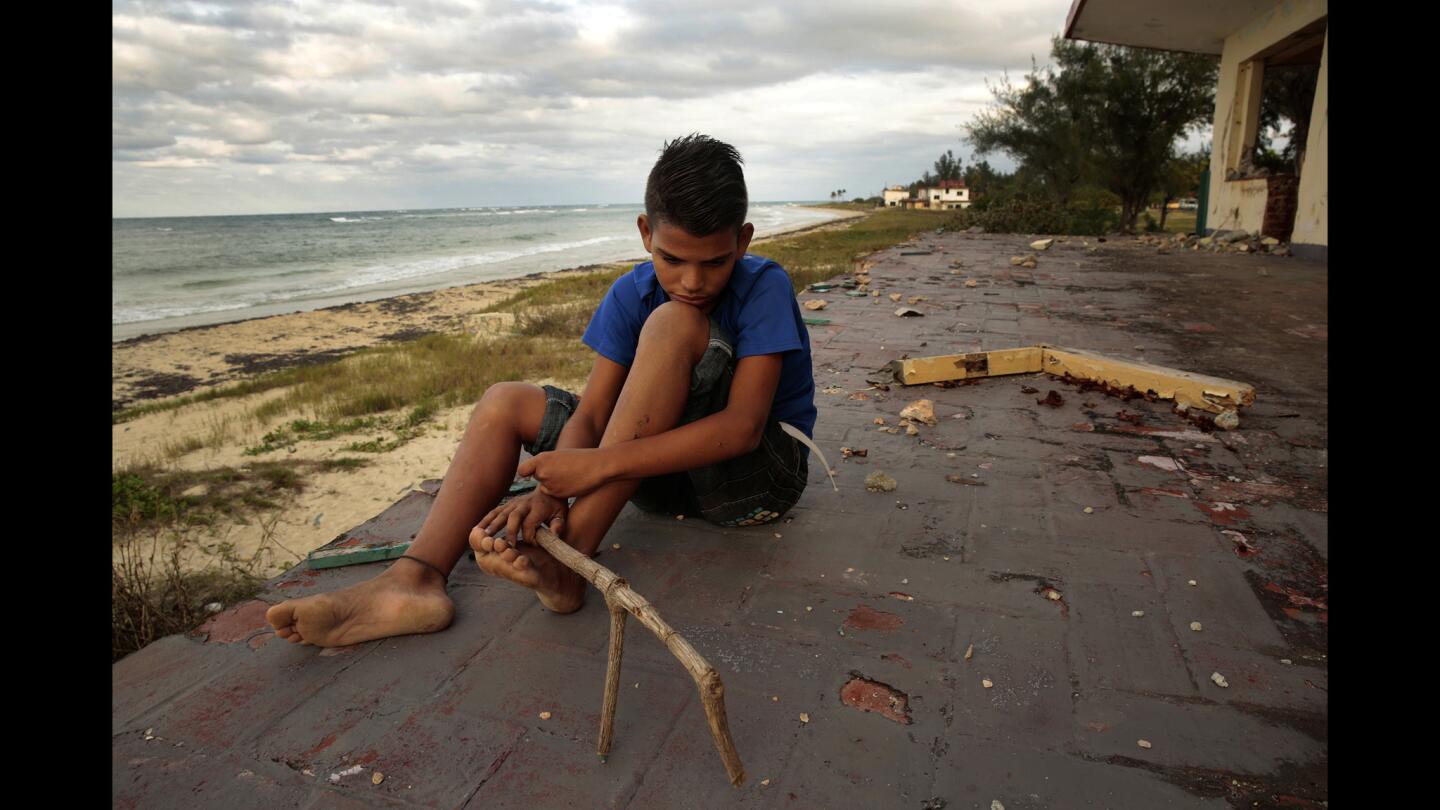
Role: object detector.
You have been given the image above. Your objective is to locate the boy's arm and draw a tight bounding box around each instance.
[520,353,783,497]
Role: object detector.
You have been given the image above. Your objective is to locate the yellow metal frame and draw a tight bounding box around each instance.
[889,345,1254,414]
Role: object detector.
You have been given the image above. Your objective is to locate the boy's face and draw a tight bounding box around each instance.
[638,215,754,316]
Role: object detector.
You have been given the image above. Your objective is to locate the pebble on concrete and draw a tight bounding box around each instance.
[1137,740,1153,750]
[1190,621,1203,632]
[1210,672,1230,688]
[1132,610,1145,618]
[982,678,994,688]
[864,471,898,492]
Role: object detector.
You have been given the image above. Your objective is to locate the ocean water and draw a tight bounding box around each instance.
[112,202,843,342]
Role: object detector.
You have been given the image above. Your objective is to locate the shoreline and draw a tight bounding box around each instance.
[113,207,865,409]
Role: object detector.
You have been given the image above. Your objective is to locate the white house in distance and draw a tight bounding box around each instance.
[926,180,971,210]
[881,180,972,209]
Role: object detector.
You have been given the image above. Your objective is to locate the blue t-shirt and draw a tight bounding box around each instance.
[581,253,818,437]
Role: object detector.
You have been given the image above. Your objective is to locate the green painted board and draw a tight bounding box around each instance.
[802,317,832,326]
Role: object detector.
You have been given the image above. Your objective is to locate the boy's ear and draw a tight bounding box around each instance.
[637,214,653,253]
[736,222,754,255]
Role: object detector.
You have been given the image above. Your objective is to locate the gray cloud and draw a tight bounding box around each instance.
[114,0,1075,216]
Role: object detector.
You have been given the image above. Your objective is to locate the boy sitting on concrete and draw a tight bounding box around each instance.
[267,134,817,646]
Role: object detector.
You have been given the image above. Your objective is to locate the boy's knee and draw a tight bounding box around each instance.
[639,301,709,360]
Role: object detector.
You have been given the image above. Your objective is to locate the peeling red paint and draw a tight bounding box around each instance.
[194,600,271,644]
[881,653,913,669]
[1263,582,1328,611]
[1193,500,1251,525]
[845,605,903,631]
[1070,422,1095,432]
[1183,322,1218,333]
[840,675,911,724]
[334,537,361,548]
[355,749,380,765]
[305,733,339,758]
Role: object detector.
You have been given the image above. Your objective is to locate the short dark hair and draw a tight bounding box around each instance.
[644,133,748,237]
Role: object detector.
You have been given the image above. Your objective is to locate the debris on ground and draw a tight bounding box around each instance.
[964,643,974,660]
[1020,385,1038,394]
[802,299,828,311]
[1030,238,1054,250]
[1132,610,1145,618]
[372,772,385,785]
[945,474,987,486]
[539,711,552,720]
[1188,579,1198,587]
[964,279,979,287]
[1037,391,1064,407]
[1137,740,1153,750]
[329,765,365,784]
[1190,621,1203,632]
[1214,409,1241,430]
[1083,507,1094,514]
[907,295,928,305]
[864,471,898,492]
[840,446,867,458]
[1211,672,1230,688]
[982,678,994,689]
[889,293,903,302]
[899,399,938,425]
[799,713,810,723]
[894,307,924,317]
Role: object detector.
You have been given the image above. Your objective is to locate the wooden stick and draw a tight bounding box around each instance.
[597,600,626,758]
[531,525,746,787]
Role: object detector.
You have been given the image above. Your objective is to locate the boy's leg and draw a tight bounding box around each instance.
[265,382,550,646]
[475,302,711,610]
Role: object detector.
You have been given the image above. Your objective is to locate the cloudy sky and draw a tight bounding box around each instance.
[114,0,1153,218]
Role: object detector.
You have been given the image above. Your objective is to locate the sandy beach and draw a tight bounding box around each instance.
[112,208,865,577]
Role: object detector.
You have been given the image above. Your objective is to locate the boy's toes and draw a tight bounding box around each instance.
[513,554,531,571]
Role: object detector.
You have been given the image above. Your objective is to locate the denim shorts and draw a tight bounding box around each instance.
[525,319,809,527]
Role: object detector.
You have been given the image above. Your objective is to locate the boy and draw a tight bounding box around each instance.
[266,134,816,646]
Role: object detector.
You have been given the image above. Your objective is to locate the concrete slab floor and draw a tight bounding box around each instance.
[114,233,1327,809]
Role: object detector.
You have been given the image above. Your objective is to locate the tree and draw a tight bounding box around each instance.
[965,37,1217,232]
[1153,149,1208,230]
[1254,63,1319,174]
[933,150,962,182]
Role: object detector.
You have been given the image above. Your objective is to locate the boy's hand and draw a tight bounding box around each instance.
[518,449,609,499]
[477,489,568,547]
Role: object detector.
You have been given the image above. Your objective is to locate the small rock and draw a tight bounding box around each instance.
[539,711,552,720]
[802,299,828,311]
[612,543,621,550]
[907,295,928,304]
[799,713,810,723]
[774,533,782,539]
[889,293,903,302]
[204,602,224,613]
[901,578,909,584]
[964,643,974,660]
[1188,579,1198,587]
[1261,236,1280,246]
[1030,238,1054,250]
[675,514,685,520]
[899,399,938,426]
[806,606,813,612]
[964,279,979,287]
[904,423,919,436]
[372,772,385,785]
[1210,672,1229,688]
[894,307,924,317]
[761,778,771,786]
[1045,589,1062,601]
[982,678,994,689]
[1214,410,1240,430]
[864,471,898,492]
[1280,658,1293,665]
[873,417,886,425]
[1082,506,1094,514]
[772,696,779,702]
[1132,610,1145,618]
[991,802,1005,810]
[180,484,208,498]
[1137,739,1153,750]
[1190,621,1203,632]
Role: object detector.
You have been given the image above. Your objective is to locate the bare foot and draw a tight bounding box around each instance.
[265,560,454,647]
[471,528,585,614]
